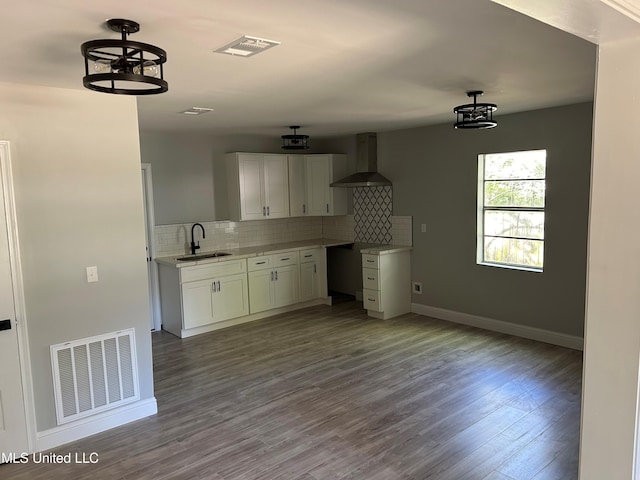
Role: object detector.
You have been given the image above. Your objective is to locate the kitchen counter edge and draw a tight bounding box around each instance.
[155,238,355,268]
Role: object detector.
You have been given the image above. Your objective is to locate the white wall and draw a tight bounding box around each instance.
[0,82,153,431]
[579,37,640,479]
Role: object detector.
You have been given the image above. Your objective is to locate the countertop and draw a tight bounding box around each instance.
[155,238,355,267]
[359,245,413,255]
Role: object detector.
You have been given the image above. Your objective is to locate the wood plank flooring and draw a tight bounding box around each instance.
[2,301,582,480]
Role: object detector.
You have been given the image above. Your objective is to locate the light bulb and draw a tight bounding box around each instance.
[133,60,159,78]
[93,59,112,74]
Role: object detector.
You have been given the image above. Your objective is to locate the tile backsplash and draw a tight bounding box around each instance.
[154,214,412,258]
[353,186,393,244]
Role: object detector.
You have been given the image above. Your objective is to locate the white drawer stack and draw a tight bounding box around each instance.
[361,248,411,320]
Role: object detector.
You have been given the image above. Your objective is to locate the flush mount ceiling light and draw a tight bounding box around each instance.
[81,18,168,95]
[281,126,310,150]
[453,90,497,129]
[214,35,280,57]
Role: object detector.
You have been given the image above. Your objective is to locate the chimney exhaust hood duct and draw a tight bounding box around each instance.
[330,132,392,188]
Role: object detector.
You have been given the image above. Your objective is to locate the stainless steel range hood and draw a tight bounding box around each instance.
[330,132,392,187]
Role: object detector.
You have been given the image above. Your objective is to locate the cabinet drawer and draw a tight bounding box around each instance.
[248,255,273,271]
[300,249,320,263]
[363,289,382,312]
[273,251,299,267]
[362,268,380,291]
[362,254,379,269]
[180,259,246,283]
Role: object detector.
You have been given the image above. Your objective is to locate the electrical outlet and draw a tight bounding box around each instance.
[86,266,99,283]
[412,281,422,294]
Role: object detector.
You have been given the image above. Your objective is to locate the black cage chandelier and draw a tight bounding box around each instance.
[281,126,310,150]
[453,90,497,129]
[81,19,168,95]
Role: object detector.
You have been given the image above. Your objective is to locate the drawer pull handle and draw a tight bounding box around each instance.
[367,277,375,280]
[256,261,266,265]
[280,257,290,261]
[368,298,376,302]
[304,254,312,258]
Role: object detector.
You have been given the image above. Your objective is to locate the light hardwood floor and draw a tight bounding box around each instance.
[2,301,582,480]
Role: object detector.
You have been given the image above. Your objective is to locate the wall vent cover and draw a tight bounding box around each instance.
[214,35,280,57]
[51,329,139,425]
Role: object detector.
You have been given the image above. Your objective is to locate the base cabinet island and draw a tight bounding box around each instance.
[156,240,345,338]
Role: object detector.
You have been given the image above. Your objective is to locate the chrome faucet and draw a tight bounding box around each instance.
[190,223,205,255]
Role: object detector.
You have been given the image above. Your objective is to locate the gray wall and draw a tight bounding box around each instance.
[0,82,153,430]
[377,103,592,337]
[139,132,354,224]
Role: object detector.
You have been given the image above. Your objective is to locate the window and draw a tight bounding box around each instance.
[477,149,546,271]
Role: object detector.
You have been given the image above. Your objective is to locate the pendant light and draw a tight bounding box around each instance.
[453,91,497,129]
[81,18,168,95]
[281,126,310,150]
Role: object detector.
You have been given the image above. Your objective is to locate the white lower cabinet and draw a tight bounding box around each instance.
[248,251,300,314]
[159,259,249,337]
[182,273,249,329]
[299,248,325,301]
[361,249,411,320]
[158,247,330,338]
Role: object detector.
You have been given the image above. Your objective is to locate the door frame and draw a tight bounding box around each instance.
[0,141,36,452]
[142,163,161,331]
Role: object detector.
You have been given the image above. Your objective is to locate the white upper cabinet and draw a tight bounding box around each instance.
[288,155,307,217]
[287,154,347,217]
[227,153,290,221]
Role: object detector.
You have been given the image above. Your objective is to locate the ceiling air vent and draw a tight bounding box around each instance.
[214,35,280,57]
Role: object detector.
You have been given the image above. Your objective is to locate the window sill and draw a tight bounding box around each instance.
[478,261,543,273]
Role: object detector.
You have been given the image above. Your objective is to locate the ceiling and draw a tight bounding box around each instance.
[0,0,607,138]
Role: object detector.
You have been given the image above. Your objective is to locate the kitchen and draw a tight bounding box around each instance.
[152,133,414,338]
[0,0,635,478]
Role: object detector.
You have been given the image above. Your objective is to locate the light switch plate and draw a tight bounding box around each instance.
[86,266,99,283]
[421,224,426,233]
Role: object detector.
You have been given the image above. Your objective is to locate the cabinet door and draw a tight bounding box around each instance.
[213,273,249,322]
[274,264,299,308]
[288,155,306,217]
[263,155,290,218]
[306,155,330,216]
[299,261,318,301]
[238,154,265,220]
[248,269,275,314]
[181,279,214,329]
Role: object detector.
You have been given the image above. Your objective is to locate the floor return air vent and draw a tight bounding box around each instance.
[50,329,139,425]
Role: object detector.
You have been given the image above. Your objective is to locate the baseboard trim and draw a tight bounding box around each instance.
[35,397,157,452]
[411,303,584,351]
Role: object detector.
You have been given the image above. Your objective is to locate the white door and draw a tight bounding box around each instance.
[299,261,317,301]
[238,154,265,220]
[142,164,160,331]
[213,273,249,322]
[288,155,306,217]
[0,144,29,454]
[306,155,331,216]
[263,155,290,218]
[181,279,214,329]
[274,265,300,308]
[248,269,274,314]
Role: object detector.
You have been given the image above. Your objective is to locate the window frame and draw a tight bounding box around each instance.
[476,149,547,272]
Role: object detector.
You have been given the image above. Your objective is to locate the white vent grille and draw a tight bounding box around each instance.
[51,329,139,425]
[214,35,280,57]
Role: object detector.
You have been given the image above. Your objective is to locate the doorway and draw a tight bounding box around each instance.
[142,164,161,331]
[0,141,32,455]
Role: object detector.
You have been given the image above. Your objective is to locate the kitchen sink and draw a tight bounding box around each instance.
[176,252,232,261]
